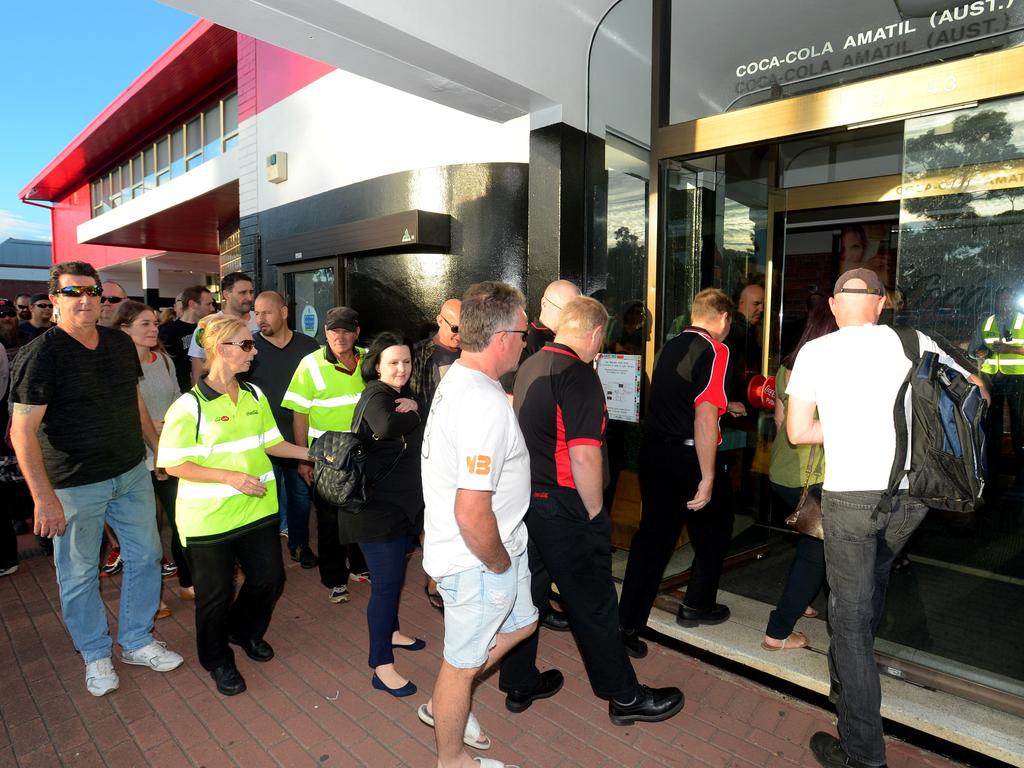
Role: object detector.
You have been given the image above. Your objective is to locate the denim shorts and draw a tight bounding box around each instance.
[436,549,538,669]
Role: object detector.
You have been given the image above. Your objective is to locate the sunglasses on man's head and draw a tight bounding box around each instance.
[55,285,102,298]
[221,339,256,352]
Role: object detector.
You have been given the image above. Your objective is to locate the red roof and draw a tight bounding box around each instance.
[20,20,237,203]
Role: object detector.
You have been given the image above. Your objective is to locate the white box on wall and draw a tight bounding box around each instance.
[266,152,288,183]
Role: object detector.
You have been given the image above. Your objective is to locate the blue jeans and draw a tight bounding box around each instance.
[822,489,927,767]
[359,535,415,668]
[273,462,311,548]
[53,461,162,662]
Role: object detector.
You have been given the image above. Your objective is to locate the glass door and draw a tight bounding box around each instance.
[280,261,339,345]
[879,95,1024,708]
[653,149,784,584]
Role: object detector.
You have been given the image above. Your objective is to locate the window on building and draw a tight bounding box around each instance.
[185,117,203,171]
[156,137,170,186]
[88,92,239,217]
[170,128,185,177]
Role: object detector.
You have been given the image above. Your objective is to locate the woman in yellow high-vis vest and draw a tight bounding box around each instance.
[158,316,309,697]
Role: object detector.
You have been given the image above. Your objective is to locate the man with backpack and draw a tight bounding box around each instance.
[786,268,987,768]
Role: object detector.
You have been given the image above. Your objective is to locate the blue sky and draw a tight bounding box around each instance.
[0,1,196,242]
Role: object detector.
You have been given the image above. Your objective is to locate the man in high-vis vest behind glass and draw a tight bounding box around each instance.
[972,287,1024,475]
[283,306,369,603]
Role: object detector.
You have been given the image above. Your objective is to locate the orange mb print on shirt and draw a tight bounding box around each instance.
[466,455,492,475]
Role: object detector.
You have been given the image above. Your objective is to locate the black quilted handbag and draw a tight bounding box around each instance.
[309,430,370,508]
[308,399,404,511]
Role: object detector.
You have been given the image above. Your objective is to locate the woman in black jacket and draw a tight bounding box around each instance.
[343,332,425,697]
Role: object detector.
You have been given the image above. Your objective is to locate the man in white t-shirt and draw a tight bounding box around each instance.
[787,268,986,768]
[420,281,540,768]
[188,272,259,384]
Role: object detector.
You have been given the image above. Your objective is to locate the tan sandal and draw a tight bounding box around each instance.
[803,606,819,618]
[761,631,808,651]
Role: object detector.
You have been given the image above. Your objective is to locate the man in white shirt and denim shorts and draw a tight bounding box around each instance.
[421,281,539,768]
[787,268,985,768]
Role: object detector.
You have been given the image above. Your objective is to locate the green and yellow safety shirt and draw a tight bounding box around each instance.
[282,345,366,444]
[980,312,1024,375]
[158,377,283,545]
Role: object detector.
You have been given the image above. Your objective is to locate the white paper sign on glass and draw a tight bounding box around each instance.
[596,353,642,423]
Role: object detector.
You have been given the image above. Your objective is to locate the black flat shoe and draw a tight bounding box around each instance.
[392,638,426,651]
[502,669,564,713]
[541,609,570,632]
[211,664,247,696]
[620,629,648,659]
[809,732,886,767]
[675,602,731,627]
[609,685,685,726]
[228,635,275,662]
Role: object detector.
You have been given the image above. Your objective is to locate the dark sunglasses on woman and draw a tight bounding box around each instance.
[221,340,256,352]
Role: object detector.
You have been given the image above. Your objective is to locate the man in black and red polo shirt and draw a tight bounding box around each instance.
[618,287,734,659]
[499,296,684,726]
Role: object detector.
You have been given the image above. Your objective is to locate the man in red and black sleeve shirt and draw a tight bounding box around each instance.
[619,288,734,658]
[499,296,684,726]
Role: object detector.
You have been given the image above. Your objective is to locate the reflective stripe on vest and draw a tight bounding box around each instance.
[980,313,1024,375]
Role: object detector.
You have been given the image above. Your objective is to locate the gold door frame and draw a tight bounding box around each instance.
[646,44,1024,379]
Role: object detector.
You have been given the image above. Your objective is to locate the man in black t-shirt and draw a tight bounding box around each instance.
[618,288,734,658]
[498,296,684,726]
[9,261,183,697]
[248,291,321,567]
[159,284,215,392]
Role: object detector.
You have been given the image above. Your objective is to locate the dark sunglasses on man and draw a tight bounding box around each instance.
[0,307,17,319]
[34,302,53,309]
[54,285,102,298]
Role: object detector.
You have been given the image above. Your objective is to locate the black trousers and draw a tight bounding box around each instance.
[499,489,638,701]
[152,473,192,589]
[314,494,368,588]
[186,521,285,671]
[618,438,734,634]
[987,373,1024,468]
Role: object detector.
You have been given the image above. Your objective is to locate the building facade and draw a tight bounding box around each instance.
[21,0,1024,751]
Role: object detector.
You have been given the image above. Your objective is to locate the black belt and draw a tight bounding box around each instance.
[647,434,695,447]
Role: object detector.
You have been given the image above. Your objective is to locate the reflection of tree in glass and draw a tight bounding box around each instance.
[608,226,646,317]
[905,110,1018,178]
[899,106,1024,353]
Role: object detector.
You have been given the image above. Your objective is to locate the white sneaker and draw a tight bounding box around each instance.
[329,585,350,603]
[0,564,18,577]
[85,658,119,696]
[121,641,184,672]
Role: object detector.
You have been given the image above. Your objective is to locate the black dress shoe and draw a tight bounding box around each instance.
[502,669,564,713]
[228,635,275,662]
[211,664,247,696]
[609,685,685,726]
[620,629,648,659]
[675,602,730,627]
[809,732,885,767]
[541,608,570,632]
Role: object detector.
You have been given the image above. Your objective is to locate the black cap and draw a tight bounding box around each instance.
[30,292,49,303]
[324,306,359,331]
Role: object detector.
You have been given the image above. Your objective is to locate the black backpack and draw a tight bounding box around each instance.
[308,396,404,512]
[882,326,988,515]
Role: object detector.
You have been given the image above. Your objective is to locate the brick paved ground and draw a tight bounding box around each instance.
[0,533,968,768]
